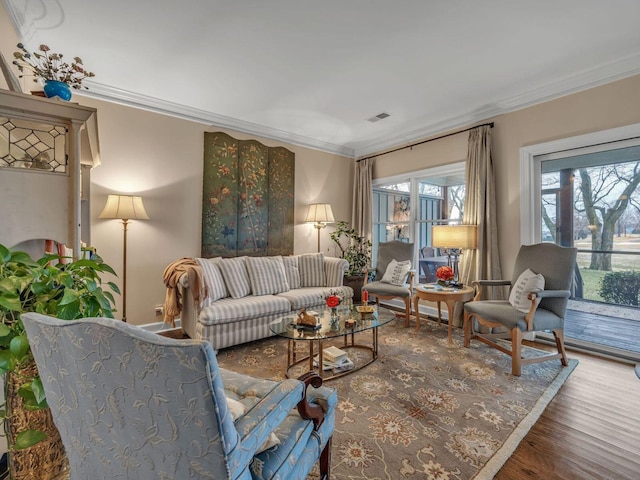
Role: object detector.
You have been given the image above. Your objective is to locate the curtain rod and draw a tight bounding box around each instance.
[357,122,494,162]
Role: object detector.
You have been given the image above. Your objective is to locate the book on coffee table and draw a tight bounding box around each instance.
[323,346,348,363]
[313,355,354,373]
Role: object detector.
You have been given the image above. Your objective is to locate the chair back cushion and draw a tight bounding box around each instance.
[375,241,414,281]
[511,243,577,318]
[22,313,239,479]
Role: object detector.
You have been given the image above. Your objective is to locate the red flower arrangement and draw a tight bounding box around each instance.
[436,266,454,282]
[326,294,341,308]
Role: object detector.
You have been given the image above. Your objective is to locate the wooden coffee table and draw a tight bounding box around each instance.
[413,284,475,343]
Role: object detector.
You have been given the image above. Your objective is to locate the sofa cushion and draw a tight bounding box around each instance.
[195,257,228,303]
[218,257,252,299]
[246,256,290,296]
[276,286,354,310]
[298,253,326,287]
[282,256,301,289]
[199,295,291,325]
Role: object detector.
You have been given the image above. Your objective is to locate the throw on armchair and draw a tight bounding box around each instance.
[22,313,337,480]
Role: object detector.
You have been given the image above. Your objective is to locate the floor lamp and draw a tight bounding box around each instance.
[99,194,149,322]
[305,203,334,252]
[432,225,477,287]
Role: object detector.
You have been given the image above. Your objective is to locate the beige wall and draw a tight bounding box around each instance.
[4,4,640,322]
[1,7,353,325]
[75,98,354,325]
[371,74,640,278]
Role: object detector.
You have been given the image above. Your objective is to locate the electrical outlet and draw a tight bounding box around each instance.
[155,305,164,317]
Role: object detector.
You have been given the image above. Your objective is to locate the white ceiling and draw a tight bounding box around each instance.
[5,0,640,158]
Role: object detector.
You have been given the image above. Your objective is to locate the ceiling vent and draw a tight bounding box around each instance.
[367,112,391,122]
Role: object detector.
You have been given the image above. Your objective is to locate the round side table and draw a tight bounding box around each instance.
[413,285,475,343]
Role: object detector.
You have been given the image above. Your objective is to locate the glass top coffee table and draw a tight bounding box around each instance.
[269,304,396,380]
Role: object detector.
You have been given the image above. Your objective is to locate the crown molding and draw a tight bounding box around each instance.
[76,83,355,158]
[8,0,639,161]
[353,52,640,159]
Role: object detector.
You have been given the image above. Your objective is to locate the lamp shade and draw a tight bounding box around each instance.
[99,195,150,221]
[305,203,335,224]
[432,225,477,249]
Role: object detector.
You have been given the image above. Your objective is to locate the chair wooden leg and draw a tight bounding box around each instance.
[553,328,569,367]
[319,437,332,480]
[463,311,472,347]
[511,327,523,376]
[404,298,411,327]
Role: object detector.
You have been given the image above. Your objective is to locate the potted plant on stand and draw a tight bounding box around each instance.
[0,243,118,479]
[329,221,372,303]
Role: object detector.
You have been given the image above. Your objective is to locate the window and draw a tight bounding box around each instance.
[520,123,640,360]
[372,162,466,284]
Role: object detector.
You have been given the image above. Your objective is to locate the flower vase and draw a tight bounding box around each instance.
[330,308,340,330]
[43,80,72,101]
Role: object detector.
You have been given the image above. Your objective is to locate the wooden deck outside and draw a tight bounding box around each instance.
[563,308,640,356]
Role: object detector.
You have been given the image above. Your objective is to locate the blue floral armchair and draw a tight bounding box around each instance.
[22,313,336,479]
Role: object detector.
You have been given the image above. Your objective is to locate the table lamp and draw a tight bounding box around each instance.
[431,225,477,287]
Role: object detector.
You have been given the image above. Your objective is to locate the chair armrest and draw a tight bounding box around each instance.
[471,279,511,301]
[296,372,326,428]
[523,289,571,330]
[472,279,511,287]
[408,269,416,290]
[234,379,304,454]
[363,266,373,285]
[530,289,571,299]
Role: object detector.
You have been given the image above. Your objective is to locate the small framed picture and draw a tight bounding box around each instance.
[0,51,23,93]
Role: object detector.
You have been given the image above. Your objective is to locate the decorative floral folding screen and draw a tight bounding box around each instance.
[201,132,295,257]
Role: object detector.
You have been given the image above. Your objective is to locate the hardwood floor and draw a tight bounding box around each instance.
[496,345,640,480]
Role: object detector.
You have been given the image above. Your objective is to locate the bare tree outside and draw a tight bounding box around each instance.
[576,161,640,270]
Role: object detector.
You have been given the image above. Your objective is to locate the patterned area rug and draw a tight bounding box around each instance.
[216,318,578,480]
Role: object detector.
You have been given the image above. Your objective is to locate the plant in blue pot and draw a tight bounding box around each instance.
[12,43,95,101]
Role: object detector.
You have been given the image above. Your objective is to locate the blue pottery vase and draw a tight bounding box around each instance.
[43,80,72,101]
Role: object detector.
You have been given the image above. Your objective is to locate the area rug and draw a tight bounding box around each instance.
[216,318,578,480]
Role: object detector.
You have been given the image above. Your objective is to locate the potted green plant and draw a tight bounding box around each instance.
[0,242,118,479]
[329,221,372,302]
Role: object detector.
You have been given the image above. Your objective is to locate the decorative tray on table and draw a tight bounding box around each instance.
[356,305,375,313]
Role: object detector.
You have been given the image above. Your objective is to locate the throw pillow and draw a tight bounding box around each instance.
[218,257,252,299]
[195,257,228,305]
[282,256,301,289]
[299,253,326,287]
[225,396,280,453]
[381,259,412,285]
[509,268,546,313]
[246,256,290,296]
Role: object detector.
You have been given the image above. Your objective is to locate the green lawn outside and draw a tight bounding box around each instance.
[575,236,640,303]
[577,268,606,302]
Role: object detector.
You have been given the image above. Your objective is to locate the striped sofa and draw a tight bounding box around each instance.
[179,253,353,349]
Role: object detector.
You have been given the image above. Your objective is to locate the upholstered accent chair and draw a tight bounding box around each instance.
[363,241,415,326]
[463,243,577,376]
[22,313,336,480]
